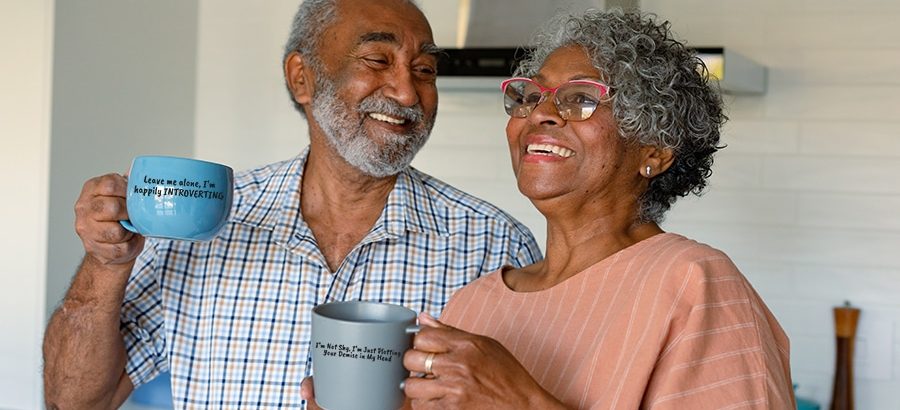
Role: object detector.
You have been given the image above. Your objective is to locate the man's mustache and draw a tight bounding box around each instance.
[358,96,425,125]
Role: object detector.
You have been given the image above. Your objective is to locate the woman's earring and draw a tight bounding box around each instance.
[645,165,652,177]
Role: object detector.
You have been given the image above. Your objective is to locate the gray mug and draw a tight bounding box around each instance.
[311,301,418,410]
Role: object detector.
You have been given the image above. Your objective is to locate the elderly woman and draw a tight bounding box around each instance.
[401,9,794,410]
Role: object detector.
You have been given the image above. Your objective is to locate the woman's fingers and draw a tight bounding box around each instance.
[402,375,451,401]
[411,318,464,353]
[404,348,445,375]
[417,312,444,328]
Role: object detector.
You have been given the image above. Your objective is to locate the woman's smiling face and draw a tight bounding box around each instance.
[505,45,646,211]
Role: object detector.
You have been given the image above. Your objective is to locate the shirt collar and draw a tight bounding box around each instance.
[230,147,450,248]
[382,167,450,237]
[229,148,307,246]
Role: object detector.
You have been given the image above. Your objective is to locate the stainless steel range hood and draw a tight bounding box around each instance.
[458,0,606,48]
[422,0,766,95]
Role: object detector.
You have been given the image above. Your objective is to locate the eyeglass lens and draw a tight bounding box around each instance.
[503,80,604,121]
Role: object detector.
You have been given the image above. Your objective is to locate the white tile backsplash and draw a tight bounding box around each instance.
[762,156,900,194]
[800,122,900,156]
[758,227,900,268]
[796,193,900,230]
[705,153,765,188]
[788,335,835,373]
[766,49,900,86]
[758,85,900,121]
[791,267,900,306]
[722,120,801,154]
[762,13,900,50]
[668,189,797,225]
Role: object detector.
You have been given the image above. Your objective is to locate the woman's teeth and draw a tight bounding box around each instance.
[527,143,575,158]
[368,112,407,125]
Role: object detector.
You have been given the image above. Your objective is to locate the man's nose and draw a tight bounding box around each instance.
[382,67,420,107]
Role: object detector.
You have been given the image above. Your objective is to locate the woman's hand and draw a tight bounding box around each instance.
[402,313,568,410]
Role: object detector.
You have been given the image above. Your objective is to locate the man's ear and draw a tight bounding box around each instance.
[284,51,314,106]
[639,146,675,178]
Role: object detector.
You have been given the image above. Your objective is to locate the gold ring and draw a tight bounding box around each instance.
[424,352,436,375]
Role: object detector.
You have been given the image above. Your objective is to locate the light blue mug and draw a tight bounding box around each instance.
[122,156,233,241]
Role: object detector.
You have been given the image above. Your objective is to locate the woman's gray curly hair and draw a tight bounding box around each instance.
[515,9,726,223]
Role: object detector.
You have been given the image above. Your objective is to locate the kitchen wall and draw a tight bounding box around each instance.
[194,0,900,408]
[0,1,53,408]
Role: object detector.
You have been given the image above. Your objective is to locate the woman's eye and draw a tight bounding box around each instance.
[524,93,543,104]
[563,92,598,105]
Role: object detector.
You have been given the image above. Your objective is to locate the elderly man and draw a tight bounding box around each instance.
[42,0,541,408]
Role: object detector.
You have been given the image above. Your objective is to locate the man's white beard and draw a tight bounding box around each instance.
[311,74,434,178]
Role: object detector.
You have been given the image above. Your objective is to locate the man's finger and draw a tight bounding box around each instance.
[86,173,129,197]
[300,376,326,410]
[93,222,135,244]
[86,197,129,222]
[300,376,314,401]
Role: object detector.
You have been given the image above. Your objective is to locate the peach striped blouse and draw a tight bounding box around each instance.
[440,233,794,409]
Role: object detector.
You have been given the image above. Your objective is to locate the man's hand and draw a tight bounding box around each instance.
[300,376,325,410]
[43,173,144,408]
[74,173,144,268]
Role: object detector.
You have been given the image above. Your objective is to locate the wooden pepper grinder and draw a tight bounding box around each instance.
[830,301,860,410]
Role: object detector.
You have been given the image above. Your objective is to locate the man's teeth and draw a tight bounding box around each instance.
[368,112,407,125]
[527,144,575,158]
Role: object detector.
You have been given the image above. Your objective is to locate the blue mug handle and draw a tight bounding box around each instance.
[120,220,139,233]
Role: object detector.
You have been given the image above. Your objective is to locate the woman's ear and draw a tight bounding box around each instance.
[284,51,314,106]
[640,146,675,178]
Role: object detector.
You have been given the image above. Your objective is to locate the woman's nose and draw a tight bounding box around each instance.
[528,93,564,125]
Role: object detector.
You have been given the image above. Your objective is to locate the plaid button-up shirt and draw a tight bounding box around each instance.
[120,148,541,408]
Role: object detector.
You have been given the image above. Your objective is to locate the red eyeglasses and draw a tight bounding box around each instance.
[501,77,610,121]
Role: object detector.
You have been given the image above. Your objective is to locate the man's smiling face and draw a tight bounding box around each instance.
[309,0,439,177]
